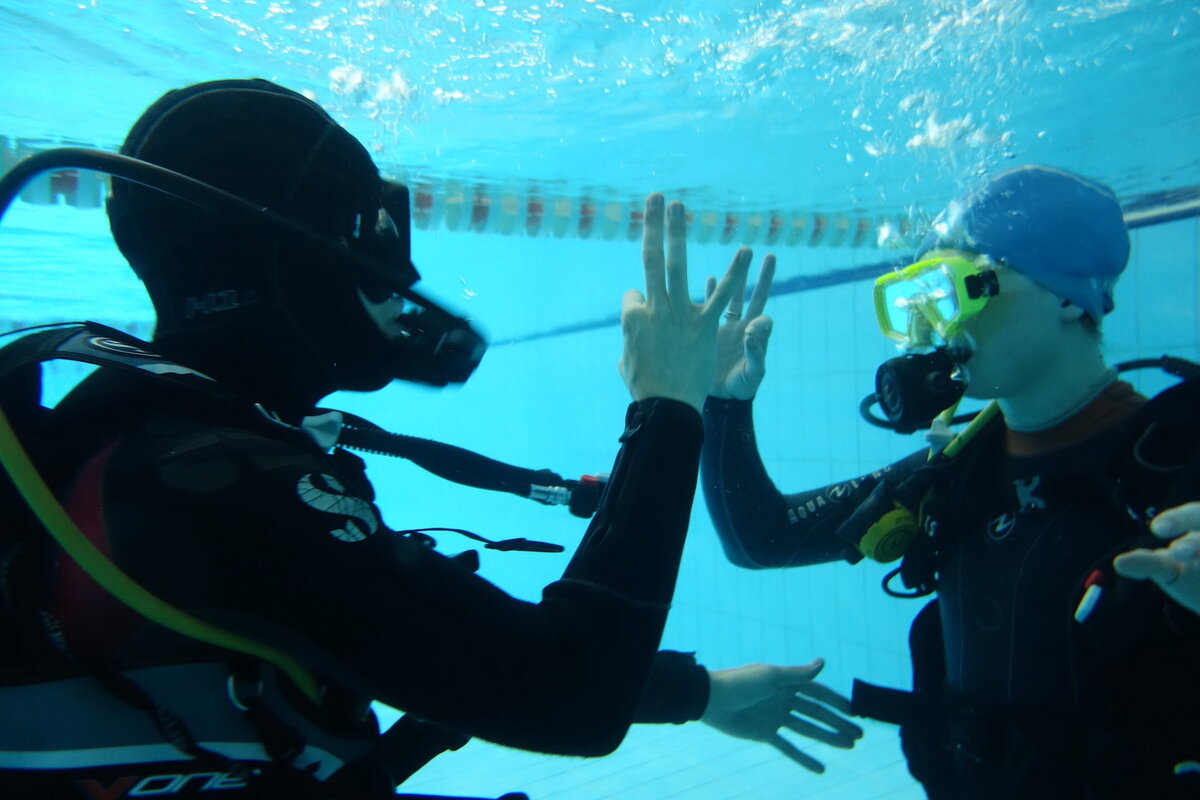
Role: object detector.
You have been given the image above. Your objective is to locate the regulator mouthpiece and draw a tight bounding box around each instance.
[874,349,966,434]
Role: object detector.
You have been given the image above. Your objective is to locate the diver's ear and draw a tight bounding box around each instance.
[1060,300,1086,322]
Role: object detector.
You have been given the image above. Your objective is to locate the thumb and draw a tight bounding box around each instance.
[777,658,824,686]
[621,288,646,319]
[744,317,773,365]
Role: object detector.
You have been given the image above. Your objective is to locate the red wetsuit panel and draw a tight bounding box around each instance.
[54,442,142,656]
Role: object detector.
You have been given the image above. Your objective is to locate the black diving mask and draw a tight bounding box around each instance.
[349,181,488,387]
[0,149,487,387]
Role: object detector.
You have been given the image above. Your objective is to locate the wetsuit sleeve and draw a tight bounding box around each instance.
[559,398,701,603]
[98,397,705,757]
[635,650,709,724]
[701,396,926,567]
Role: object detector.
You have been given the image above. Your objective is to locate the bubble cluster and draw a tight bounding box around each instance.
[177,0,1195,222]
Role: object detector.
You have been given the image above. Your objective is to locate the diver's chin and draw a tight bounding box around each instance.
[959,367,1006,401]
[961,379,988,400]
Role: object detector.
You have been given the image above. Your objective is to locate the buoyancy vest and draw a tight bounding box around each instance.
[0,324,492,799]
[0,661,381,797]
[852,376,1200,799]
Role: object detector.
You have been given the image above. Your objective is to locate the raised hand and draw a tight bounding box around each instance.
[706,253,776,400]
[701,659,864,774]
[1114,501,1200,616]
[619,194,751,412]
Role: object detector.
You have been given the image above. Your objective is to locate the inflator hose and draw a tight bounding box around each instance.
[0,405,321,701]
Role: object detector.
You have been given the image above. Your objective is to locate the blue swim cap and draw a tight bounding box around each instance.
[916,165,1129,320]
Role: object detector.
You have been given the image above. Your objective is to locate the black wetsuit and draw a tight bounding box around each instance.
[702,385,1200,799]
[1,365,709,799]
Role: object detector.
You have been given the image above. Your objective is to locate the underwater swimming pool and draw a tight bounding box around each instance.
[1,2,1198,798]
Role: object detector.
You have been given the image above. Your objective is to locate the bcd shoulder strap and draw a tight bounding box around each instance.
[0,323,224,398]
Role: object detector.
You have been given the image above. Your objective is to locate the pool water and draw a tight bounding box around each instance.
[2,2,1198,798]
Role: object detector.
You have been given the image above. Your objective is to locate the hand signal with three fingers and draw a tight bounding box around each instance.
[619,194,755,412]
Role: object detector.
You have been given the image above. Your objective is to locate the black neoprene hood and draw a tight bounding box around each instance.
[107,79,382,337]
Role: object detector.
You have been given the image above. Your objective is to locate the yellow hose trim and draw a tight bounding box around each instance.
[908,400,1001,553]
[942,400,1000,459]
[0,405,320,702]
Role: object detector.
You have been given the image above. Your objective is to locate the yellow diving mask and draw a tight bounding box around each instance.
[874,252,1000,349]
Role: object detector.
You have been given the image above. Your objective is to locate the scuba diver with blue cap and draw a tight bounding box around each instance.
[0,79,863,798]
[700,164,1200,798]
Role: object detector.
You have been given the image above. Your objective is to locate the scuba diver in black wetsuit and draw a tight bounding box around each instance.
[0,80,863,799]
[700,164,1200,799]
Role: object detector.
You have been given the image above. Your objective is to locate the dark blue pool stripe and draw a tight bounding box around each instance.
[507,187,1200,345]
[506,258,903,345]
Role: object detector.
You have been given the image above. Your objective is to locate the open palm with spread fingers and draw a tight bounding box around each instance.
[702,659,864,774]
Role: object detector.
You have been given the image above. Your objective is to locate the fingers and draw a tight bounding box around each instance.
[744,254,776,319]
[664,200,690,304]
[646,197,762,320]
[722,247,752,318]
[773,659,824,684]
[1151,501,1200,539]
[641,194,667,307]
[789,697,864,745]
[716,249,774,323]
[1115,533,1200,615]
[768,735,826,774]
[795,680,853,714]
[782,714,860,750]
[1117,503,1200,590]
[1170,532,1200,561]
[1113,549,1184,585]
[705,249,752,320]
